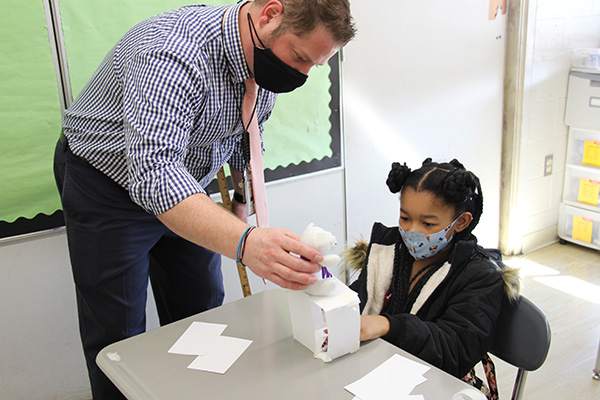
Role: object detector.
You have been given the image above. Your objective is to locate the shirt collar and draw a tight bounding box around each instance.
[222,1,251,83]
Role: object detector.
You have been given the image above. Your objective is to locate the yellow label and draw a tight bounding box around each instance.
[572,215,593,244]
[578,178,600,206]
[582,141,600,167]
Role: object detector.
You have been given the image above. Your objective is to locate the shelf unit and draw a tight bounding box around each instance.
[558,70,600,250]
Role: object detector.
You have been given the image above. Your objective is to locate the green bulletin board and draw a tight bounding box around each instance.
[0,1,63,235]
[0,0,340,239]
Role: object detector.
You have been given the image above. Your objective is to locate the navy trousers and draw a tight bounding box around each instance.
[54,139,224,399]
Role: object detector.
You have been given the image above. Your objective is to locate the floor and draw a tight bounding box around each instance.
[491,242,600,400]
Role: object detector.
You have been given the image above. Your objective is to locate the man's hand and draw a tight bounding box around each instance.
[359,315,390,341]
[157,193,324,290]
[242,227,323,290]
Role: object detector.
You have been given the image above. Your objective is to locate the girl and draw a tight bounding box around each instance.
[346,158,520,398]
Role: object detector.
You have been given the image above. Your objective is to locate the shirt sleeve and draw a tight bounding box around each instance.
[123,45,206,215]
[381,262,504,378]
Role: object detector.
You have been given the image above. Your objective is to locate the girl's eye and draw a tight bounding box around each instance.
[400,216,409,221]
[423,222,434,227]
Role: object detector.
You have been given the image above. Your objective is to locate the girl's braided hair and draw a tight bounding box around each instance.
[386,158,483,240]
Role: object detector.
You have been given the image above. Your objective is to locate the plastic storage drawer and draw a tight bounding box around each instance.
[564,71,600,130]
[563,165,600,208]
[566,128,600,168]
[558,203,600,250]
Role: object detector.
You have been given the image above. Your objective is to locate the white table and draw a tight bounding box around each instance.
[97,288,479,399]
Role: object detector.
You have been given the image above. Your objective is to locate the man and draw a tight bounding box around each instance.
[54,0,355,398]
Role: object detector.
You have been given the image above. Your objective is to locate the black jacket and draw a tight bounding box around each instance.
[348,222,518,378]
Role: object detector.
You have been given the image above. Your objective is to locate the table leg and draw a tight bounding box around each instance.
[594,337,600,381]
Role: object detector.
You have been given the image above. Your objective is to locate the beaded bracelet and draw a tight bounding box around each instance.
[236,226,255,266]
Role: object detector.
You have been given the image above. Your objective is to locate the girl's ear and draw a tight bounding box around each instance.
[454,212,473,233]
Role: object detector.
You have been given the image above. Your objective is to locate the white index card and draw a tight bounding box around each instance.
[187,335,252,374]
[345,354,430,400]
[168,321,227,356]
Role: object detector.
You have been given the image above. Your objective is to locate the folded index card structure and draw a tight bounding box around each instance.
[288,276,360,362]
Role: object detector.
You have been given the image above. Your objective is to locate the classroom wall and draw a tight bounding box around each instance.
[0,232,89,399]
[515,0,600,253]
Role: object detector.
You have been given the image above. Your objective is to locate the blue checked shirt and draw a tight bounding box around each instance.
[63,2,277,215]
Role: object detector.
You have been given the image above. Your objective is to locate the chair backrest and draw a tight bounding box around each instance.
[489,295,551,371]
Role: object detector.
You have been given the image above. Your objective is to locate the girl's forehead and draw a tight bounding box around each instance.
[400,188,455,216]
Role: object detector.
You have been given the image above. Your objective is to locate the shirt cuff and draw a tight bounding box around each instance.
[129,166,205,215]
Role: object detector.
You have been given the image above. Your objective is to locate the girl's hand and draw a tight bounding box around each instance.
[360,315,390,341]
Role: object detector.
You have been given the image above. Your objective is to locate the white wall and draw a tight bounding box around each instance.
[0,231,90,399]
[516,0,600,253]
[343,0,507,249]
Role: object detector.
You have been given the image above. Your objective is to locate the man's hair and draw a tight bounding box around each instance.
[254,0,356,45]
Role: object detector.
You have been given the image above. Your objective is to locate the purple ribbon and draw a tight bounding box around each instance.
[301,256,333,279]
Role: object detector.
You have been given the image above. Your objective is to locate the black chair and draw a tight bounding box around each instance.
[489,295,551,400]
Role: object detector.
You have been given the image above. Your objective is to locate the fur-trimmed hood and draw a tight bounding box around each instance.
[342,237,521,303]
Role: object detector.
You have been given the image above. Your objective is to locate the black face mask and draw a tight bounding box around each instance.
[247,13,308,93]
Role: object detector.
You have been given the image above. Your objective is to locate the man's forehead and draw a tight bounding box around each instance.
[288,27,340,64]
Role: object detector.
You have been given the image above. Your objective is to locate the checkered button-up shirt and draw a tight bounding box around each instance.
[63,2,277,215]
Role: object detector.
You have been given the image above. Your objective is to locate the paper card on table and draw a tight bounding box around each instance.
[168,321,227,356]
[578,178,600,206]
[583,141,600,167]
[345,354,429,400]
[187,335,252,374]
[572,215,593,243]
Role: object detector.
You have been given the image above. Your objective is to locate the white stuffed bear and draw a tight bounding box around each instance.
[300,223,341,296]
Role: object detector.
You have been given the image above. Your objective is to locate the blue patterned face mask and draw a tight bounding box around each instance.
[398,215,462,259]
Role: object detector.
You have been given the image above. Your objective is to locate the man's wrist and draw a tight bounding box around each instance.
[236,226,255,266]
